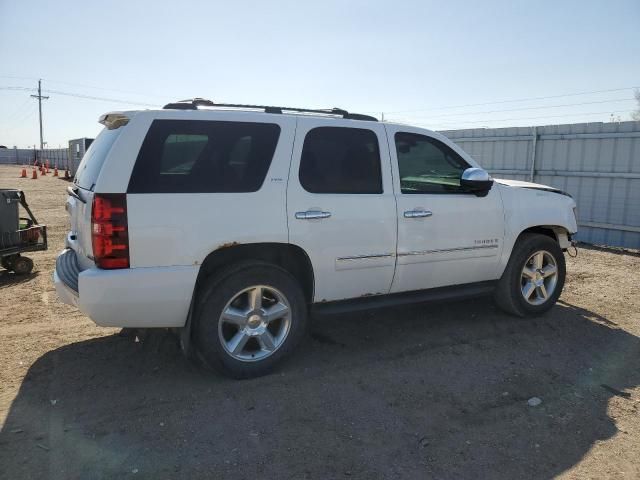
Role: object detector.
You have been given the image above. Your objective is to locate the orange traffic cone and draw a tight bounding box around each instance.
[64,170,70,179]
[20,168,27,178]
[41,167,47,176]
[31,169,38,179]
[54,167,59,177]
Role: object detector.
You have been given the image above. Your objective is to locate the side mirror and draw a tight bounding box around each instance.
[461,168,493,197]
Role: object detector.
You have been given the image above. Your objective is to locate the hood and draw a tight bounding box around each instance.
[495,178,572,197]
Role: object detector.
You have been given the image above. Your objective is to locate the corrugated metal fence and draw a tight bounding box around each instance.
[441,121,640,248]
[0,148,69,169]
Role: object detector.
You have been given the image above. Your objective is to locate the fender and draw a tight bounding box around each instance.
[495,180,577,277]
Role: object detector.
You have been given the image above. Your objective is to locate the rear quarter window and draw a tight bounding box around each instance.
[74,128,122,191]
[128,120,281,193]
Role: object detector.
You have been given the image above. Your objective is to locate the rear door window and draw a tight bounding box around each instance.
[299,127,382,194]
[128,120,281,193]
[74,128,122,191]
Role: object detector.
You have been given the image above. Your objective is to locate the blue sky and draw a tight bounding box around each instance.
[1,0,639,148]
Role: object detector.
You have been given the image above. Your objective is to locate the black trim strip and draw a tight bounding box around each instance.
[312,281,496,316]
[522,186,573,198]
[336,253,395,261]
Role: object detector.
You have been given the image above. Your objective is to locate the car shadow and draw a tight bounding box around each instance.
[577,242,640,258]
[1,298,638,479]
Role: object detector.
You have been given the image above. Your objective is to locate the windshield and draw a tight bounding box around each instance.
[74,127,122,191]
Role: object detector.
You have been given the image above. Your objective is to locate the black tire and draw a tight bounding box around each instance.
[1,255,15,271]
[11,256,33,275]
[193,261,308,379]
[494,233,566,317]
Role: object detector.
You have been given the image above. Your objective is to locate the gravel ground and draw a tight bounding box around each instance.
[0,164,639,480]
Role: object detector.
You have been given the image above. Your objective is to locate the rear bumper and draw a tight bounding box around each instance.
[53,267,80,307]
[53,248,199,328]
[55,248,80,292]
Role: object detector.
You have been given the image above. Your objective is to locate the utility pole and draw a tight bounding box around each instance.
[30,79,49,150]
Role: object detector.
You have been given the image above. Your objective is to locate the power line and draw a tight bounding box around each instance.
[0,86,35,92]
[0,75,39,81]
[44,78,166,100]
[1,85,160,107]
[401,109,633,129]
[15,103,39,125]
[377,86,640,115]
[18,105,38,125]
[0,74,166,100]
[0,103,38,134]
[0,97,32,125]
[389,97,636,121]
[42,89,160,107]
[1,82,160,146]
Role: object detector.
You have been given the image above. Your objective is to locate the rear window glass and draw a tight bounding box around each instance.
[160,134,208,174]
[128,120,281,193]
[74,127,122,191]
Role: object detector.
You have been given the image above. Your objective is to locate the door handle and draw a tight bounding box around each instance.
[404,210,433,218]
[295,210,332,220]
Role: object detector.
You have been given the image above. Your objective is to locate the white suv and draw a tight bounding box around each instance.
[54,99,577,378]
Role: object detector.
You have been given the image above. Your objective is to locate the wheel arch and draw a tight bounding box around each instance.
[496,224,573,281]
[517,225,573,249]
[195,242,315,304]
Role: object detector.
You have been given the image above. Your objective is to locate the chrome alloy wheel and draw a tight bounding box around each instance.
[218,285,292,362]
[520,250,559,306]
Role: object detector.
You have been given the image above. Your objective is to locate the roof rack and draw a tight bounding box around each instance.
[162,98,378,122]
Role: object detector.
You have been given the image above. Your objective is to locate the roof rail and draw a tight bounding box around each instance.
[162,98,378,122]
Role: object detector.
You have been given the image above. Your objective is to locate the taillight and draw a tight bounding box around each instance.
[91,193,129,269]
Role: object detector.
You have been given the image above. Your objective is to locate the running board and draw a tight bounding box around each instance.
[311,281,497,316]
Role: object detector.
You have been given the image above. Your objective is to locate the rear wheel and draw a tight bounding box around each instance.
[10,256,33,275]
[194,261,308,379]
[494,233,566,317]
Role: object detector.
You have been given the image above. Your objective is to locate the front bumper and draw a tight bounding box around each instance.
[53,248,199,328]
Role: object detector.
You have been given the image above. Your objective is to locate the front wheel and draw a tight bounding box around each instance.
[193,262,308,379]
[494,233,566,317]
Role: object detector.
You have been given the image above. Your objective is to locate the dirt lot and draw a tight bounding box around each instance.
[0,164,639,480]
